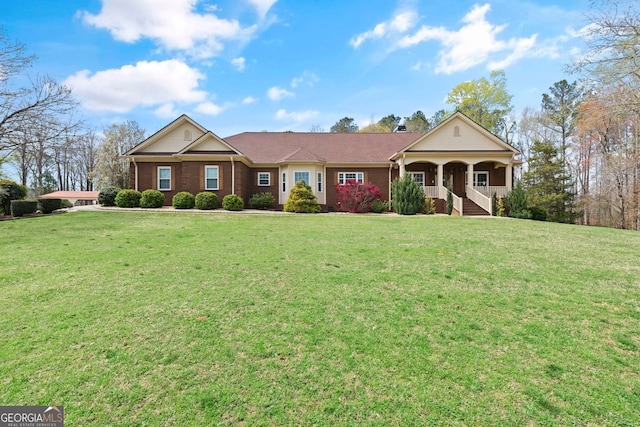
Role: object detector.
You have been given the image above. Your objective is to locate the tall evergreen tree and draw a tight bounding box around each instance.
[523,139,576,223]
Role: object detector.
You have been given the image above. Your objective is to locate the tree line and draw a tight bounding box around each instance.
[0,27,144,196]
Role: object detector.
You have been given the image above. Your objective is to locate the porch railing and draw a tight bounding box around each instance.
[473,185,509,198]
[423,186,439,199]
[467,186,492,214]
[437,185,463,215]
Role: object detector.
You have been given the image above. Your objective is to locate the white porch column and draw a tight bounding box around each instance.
[399,156,406,177]
[467,163,474,190]
[506,164,513,191]
[437,164,443,187]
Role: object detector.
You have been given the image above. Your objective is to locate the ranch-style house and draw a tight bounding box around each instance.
[123,111,520,215]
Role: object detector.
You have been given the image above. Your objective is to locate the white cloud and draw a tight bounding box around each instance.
[80,0,256,59]
[231,57,246,71]
[154,103,179,119]
[350,10,418,48]
[242,96,257,104]
[394,4,540,74]
[64,59,207,112]
[267,86,294,101]
[275,109,319,123]
[195,102,224,115]
[247,0,277,19]
[290,71,319,88]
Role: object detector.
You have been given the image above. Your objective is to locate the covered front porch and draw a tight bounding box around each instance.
[398,158,514,216]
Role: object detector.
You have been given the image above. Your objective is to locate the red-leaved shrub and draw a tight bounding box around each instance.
[335,180,382,213]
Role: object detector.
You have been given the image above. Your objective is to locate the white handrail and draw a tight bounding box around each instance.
[467,185,492,214]
[452,192,463,215]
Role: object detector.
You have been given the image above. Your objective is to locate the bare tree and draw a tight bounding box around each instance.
[94,121,146,189]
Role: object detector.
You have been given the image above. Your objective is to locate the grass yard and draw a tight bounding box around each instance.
[1,211,639,426]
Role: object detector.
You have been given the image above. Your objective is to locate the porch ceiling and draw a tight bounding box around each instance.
[402,151,516,166]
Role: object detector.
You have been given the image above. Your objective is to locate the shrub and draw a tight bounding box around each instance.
[140,189,165,208]
[0,180,28,214]
[284,181,321,213]
[222,194,244,211]
[98,186,121,206]
[61,199,73,209]
[195,192,218,210]
[249,192,275,210]
[423,196,436,215]
[446,186,454,215]
[491,193,497,216]
[335,180,381,213]
[496,197,506,217]
[530,206,548,221]
[391,174,425,215]
[115,189,142,208]
[173,191,195,209]
[10,200,38,217]
[370,199,389,213]
[39,198,61,214]
[504,181,530,219]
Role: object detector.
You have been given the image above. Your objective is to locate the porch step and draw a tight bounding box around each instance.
[462,198,490,216]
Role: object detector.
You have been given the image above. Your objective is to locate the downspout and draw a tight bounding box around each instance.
[388,162,393,205]
[230,156,235,195]
[132,157,138,191]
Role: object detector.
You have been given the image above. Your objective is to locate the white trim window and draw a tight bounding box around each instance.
[205,165,219,190]
[409,172,425,186]
[158,166,171,191]
[338,172,364,184]
[282,172,286,192]
[258,172,270,186]
[294,171,310,185]
[473,171,489,187]
[317,172,323,193]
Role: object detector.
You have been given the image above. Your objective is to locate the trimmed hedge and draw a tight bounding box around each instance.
[11,200,38,217]
[98,186,121,206]
[249,192,275,210]
[195,192,218,210]
[39,198,61,214]
[140,189,165,208]
[370,199,389,213]
[173,191,195,209]
[1,180,28,214]
[222,194,244,211]
[115,189,142,208]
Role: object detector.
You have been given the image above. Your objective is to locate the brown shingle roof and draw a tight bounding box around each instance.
[224,132,420,164]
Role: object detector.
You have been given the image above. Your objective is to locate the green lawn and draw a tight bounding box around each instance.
[1,211,639,426]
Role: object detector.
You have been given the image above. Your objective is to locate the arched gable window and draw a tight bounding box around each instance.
[453,126,460,137]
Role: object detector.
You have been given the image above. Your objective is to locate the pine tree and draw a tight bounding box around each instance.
[523,139,576,223]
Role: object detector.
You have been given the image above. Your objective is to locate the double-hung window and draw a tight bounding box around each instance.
[158,166,171,191]
[317,172,323,193]
[282,173,286,192]
[294,171,310,185]
[473,171,489,187]
[338,172,364,185]
[258,172,270,186]
[205,166,219,190]
[409,172,425,186]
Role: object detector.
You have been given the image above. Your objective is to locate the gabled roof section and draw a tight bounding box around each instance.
[277,147,326,164]
[390,111,520,159]
[178,131,244,156]
[124,114,208,156]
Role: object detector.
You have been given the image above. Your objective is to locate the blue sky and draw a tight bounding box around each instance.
[1,0,591,137]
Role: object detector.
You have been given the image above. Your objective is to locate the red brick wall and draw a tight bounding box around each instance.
[325,167,391,210]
